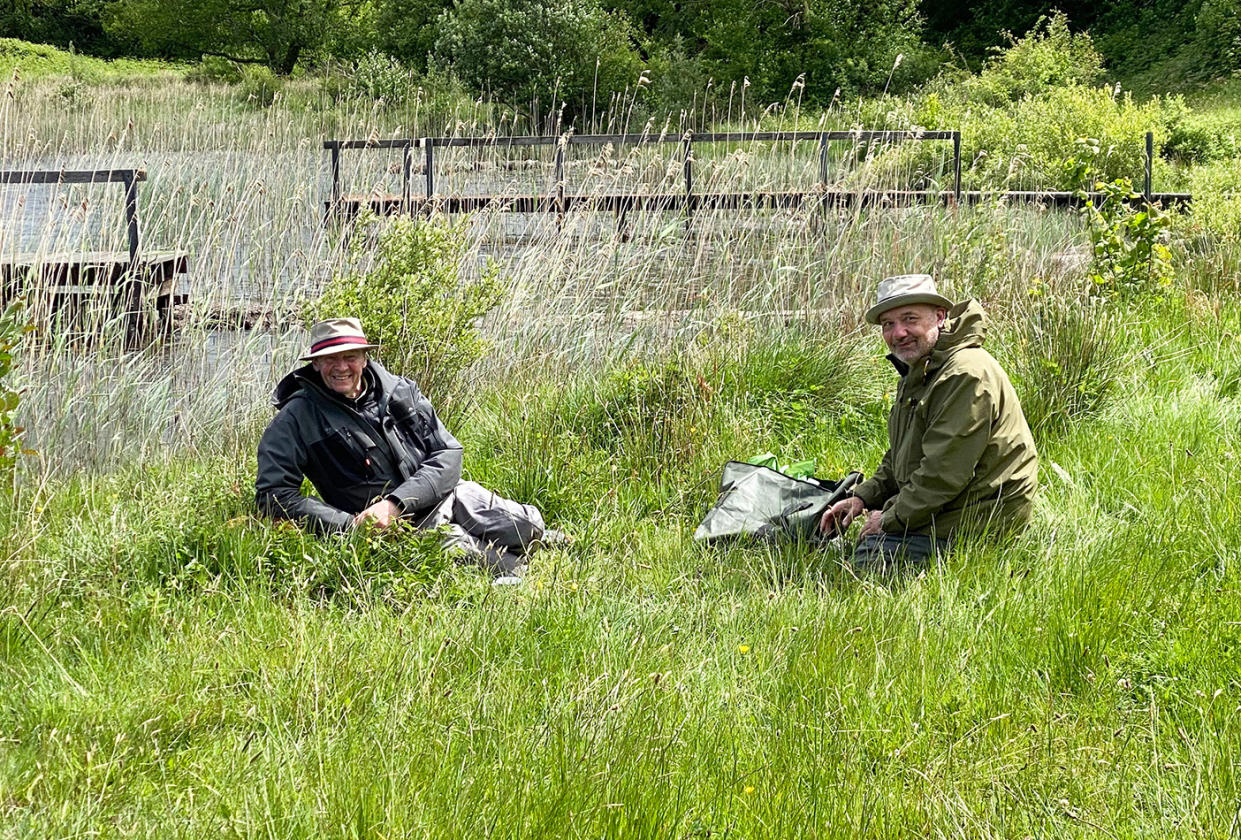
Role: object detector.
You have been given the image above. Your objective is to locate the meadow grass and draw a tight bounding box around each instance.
[0,74,1240,837]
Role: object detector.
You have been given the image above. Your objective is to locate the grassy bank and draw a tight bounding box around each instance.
[2,282,1240,835]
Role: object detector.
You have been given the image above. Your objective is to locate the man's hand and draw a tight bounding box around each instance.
[353,499,401,530]
[820,496,866,537]
[858,509,884,538]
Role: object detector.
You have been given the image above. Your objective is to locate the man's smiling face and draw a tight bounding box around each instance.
[878,303,946,365]
[312,349,367,399]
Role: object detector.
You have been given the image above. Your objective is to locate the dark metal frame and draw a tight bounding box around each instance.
[0,168,145,264]
[323,130,963,219]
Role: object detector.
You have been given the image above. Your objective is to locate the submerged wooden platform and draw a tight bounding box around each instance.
[327,188,1194,219]
[0,249,190,339]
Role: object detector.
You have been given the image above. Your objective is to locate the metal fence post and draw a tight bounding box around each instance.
[424,138,435,198]
[683,132,694,224]
[402,140,412,212]
[330,143,341,207]
[555,140,565,228]
[121,170,140,265]
[819,134,828,187]
[1145,131,1153,201]
[953,131,962,204]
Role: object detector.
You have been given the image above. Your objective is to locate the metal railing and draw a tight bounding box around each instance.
[0,168,145,264]
[323,130,963,219]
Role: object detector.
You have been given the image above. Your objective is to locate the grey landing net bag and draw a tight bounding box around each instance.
[694,462,863,544]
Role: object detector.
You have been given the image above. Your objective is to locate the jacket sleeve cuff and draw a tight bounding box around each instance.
[851,478,887,509]
[879,506,906,534]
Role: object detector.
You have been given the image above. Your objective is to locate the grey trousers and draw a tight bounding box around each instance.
[414,481,546,574]
[849,532,949,574]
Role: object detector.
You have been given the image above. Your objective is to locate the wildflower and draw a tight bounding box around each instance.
[738,644,750,654]
[743,785,755,795]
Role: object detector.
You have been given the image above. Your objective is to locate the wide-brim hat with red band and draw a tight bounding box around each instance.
[301,317,380,360]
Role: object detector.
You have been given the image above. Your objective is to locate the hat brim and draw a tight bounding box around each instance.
[865,293,954,325]
[301,341,380,360]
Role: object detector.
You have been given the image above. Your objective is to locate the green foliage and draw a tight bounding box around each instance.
[169,518,461,609]
[103,0,373,74]
[374,0,453,71]
[339,50,417,103]
[237,63,281,107]
[1194,0,1241,77]
[465,328,866,523]
[946,13,1104,107]
[304,214,506,406]
[433,0,642,118]
[1078,177,1176,296]
[183,54,243,84]
[0,37,175,80]
[0,300,30,481]
[862,19,1186,191]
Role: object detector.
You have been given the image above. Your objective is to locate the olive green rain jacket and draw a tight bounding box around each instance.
[851,299,1038,539]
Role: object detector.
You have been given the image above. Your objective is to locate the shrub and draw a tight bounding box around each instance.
[238,64,281,107]
[432,0,641,118]
[1079,177,1176,296]
[346,49,417,103]
[185,55,243,85]
[952,13,1104,107]
[304,214,506,410]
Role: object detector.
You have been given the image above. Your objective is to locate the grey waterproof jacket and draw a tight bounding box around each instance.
[255,360,463,532]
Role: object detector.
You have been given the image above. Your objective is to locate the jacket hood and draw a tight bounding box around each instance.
[934,298,986,354]
[270,359,402,409]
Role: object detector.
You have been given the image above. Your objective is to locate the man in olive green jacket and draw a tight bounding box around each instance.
[820,274,1038,569]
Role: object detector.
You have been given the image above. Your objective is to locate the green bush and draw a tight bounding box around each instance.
[345,49,417,103]
[305,214,506,409]
[185,55,243,85]
[433,0,641,118]
[238,64,281,107]
[946,13,1104,108]
[854,17,1185,191]
[1079,177,1176,296]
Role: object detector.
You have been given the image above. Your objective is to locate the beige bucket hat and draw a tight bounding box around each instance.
[864,274,955,325]
[300,317,380,360]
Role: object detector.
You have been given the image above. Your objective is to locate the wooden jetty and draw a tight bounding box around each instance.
[323,130,1190,222]
[0,168,190,341]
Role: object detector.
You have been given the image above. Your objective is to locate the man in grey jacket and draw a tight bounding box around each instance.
[255,317,548,574]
